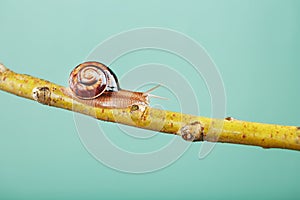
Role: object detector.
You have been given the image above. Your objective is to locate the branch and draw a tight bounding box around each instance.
[1,63,300,151]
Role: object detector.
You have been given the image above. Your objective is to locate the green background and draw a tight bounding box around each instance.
[1,0,300,199]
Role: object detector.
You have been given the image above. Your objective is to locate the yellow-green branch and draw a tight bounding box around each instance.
[1,63,300,151]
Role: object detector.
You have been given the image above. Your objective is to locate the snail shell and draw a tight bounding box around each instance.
[68,61,149,108]
[69,61,119,100]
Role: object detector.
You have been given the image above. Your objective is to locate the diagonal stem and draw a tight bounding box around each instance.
[1,63,300,151]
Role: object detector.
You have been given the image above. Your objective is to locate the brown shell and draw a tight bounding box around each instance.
[69,61,119,99]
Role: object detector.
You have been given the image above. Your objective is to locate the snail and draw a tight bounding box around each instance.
[67,61,161,108]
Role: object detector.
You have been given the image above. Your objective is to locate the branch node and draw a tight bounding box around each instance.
[130,105,140,112]
[0,63,8,73]
[179,121,204,142]
[225,116,235,121]
[32,87,51,105]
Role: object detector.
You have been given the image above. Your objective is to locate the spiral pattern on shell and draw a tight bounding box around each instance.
[69,62,118,99]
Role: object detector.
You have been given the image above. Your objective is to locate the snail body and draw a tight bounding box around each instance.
[68,61,149,108]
